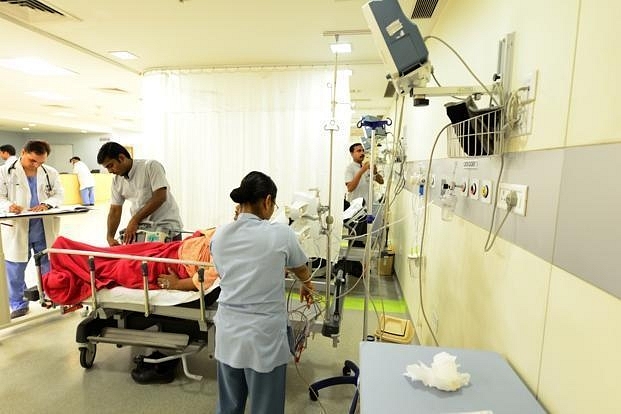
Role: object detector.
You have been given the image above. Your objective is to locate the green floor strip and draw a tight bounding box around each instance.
[344,296,407,313]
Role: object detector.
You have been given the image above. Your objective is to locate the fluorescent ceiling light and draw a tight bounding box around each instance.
[28,123,36,127]
[0,57,76,76]
[330,43,351,54]
[22,127,30,131]
[26,91,70,101]
[108,50,138,60]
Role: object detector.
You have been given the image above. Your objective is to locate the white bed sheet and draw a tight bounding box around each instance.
[91,279,220,306]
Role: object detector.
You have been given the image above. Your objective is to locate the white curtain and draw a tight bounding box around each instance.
[140,68,350,260]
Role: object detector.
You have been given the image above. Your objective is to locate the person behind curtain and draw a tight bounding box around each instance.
[210,171,315,414]
[97,142,183,246]
[69,156,95,206]
[0,140,64,319]
[0,144,17,165]
[344,142,384,207]
[344,142,384,246]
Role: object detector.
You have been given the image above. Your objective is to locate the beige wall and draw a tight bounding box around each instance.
[59,173,112,205]
[390,0,620,412]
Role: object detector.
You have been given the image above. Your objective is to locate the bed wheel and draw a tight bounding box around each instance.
[79,344,97,368]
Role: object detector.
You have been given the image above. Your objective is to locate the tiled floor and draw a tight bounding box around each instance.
[1,203,412,414]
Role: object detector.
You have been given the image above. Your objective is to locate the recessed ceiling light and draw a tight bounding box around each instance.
[330,43,352,54]
[28,123,36,127]
[22,127,30,131]
[80,130,88,133]
[0,57,76,76]
[108,51,138,60]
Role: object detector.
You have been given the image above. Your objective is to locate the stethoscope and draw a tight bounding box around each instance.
[7,159,53,196]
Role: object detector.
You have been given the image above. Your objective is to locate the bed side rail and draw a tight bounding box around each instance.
[38,247,215,323]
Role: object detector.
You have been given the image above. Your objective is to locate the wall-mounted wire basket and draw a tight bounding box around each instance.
[446,107,504,158]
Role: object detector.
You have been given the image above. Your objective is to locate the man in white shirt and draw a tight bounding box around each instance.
[97,142,183,246]
[345,142,384,206]
[344,143,384,247]
[0,144,17,166]
[70,156,95,206]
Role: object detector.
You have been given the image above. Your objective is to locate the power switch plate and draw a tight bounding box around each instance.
[498,183,528,216]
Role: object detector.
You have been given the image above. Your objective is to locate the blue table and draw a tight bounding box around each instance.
[359,342,547,413]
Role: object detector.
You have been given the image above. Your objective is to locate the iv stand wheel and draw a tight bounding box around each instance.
[79,343,97,368]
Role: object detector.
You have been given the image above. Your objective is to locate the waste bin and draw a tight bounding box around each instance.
[379,249,395,276]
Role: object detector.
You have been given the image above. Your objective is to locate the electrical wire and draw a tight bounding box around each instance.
[424,35,500,107]
[416,123,453,347]
[431,70,467,102]
[482,86,529,251]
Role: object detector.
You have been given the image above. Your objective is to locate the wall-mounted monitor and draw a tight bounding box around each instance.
[362,0,431,95]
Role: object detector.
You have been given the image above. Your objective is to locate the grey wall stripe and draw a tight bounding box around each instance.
[410,142,618,298]
[553,144,620,298]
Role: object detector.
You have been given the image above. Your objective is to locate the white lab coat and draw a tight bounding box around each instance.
[0,159,64,262]
[72,160,95,190]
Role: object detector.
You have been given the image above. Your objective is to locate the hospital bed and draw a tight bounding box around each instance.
[35,248,219,380]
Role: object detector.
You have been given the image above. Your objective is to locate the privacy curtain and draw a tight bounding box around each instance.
[140,68,350,261]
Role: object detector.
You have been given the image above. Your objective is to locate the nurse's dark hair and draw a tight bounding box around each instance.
[97,142,132,164]
[24,140,51,155]
[230,171,277,204]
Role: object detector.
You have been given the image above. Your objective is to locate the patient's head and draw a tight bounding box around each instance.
[230,171,277,220]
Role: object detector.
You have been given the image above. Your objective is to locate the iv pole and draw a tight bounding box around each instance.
[357,117,391,340]
[320,37,340,331]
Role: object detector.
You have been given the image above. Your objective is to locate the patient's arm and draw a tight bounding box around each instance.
[157,271,197,291]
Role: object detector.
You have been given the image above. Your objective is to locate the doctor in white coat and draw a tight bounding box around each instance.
[0,140,64,318]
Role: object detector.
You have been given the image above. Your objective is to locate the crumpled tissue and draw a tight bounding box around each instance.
[403,351,471,392]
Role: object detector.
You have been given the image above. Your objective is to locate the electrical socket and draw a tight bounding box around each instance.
[497,183,528,216]
[480,179,492,204]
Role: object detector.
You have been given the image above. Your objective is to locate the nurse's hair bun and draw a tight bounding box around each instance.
[230,186,248,203]
[229,171,277,204]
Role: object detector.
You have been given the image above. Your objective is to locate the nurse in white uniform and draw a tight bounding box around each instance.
[210,171,314,414]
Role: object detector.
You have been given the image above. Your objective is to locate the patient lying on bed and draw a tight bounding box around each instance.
[42,229,219,305]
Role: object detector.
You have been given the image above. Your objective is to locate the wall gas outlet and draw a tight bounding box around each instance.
[480,179,492,204]
[469,178,480,200]
[458,177,469,197]
[497,183,528,216]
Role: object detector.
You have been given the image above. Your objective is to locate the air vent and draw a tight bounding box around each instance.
[0,0,63,15]
[411,0,439,19]
[0,0,78,23]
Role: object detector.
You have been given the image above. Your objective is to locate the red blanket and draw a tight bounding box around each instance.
[43,236,189,304]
